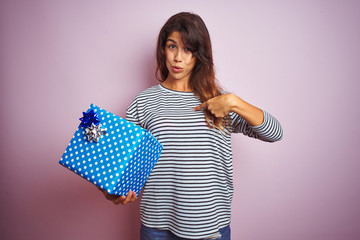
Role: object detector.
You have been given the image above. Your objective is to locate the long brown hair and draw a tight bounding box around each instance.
[156,12,230,130]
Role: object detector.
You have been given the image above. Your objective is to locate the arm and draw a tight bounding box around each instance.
[194,93,283,142]
[126,97,141,126]
[193,93,264,126]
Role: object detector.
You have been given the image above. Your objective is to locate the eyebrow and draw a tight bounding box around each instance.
[166,39,177,44]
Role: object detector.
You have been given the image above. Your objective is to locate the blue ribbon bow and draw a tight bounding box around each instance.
[79,109,100,128]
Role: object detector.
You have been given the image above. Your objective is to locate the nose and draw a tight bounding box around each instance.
[174,49,182,62]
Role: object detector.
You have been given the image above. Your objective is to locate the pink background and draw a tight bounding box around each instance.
[1,0,359,239]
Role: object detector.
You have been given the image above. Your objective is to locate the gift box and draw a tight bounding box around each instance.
[59,103,163,196]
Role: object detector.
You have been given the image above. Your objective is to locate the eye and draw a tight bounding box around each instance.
[168,44,176,50]
[184,47,192,53]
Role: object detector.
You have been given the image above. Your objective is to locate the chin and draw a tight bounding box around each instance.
[169,74,183,80]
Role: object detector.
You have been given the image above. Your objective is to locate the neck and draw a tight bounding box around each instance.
[162,78,192,92]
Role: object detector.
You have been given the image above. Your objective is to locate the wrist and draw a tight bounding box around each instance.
[228,94,244,113]
[229,94,264,126]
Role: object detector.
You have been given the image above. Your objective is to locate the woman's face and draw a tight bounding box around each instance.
[165,31,196,83]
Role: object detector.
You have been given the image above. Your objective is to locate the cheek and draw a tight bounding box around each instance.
[186,57,196,69]
[165,50,173,61]
[165,52,171,66]
[165,62,171,72]
[165,54,171,64]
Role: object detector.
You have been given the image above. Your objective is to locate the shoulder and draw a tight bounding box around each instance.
[132,84,162,101]
[127,84,163,110]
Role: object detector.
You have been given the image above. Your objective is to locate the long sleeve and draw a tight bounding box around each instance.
[125,97,141,127]
[231,110,283,142]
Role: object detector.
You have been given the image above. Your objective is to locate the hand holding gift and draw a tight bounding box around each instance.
[97,187,137,205]
[59,104,163,198]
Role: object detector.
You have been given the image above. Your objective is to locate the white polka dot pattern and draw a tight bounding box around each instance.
[59,104,163,196]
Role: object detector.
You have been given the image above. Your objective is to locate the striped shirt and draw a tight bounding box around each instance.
[126,84,283,239]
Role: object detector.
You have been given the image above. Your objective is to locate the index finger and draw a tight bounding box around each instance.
[193,102,208,111]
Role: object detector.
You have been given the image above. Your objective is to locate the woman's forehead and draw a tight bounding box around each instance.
[167,31,182,40]
[166,31,188,46]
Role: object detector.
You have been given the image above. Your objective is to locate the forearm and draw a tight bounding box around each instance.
[193,93,265,126]
[229,94,264,127]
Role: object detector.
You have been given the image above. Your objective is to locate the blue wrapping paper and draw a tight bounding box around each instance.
[59,104,163,196]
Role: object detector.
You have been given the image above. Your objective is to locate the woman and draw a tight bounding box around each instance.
[101,12,283,240]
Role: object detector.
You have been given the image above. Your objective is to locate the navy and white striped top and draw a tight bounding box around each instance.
[126,84,283,239]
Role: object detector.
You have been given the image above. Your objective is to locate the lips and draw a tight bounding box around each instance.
[172,66,183,73]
